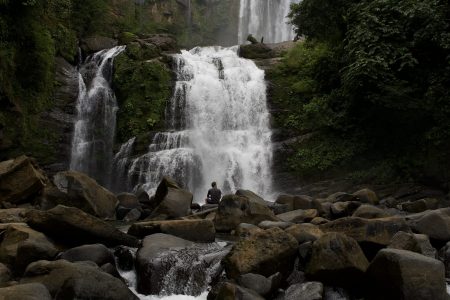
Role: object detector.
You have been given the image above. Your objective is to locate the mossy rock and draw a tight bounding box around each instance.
[118,32,138,45]
[125,41,160,61]
[114,50,173,146]
[239,44,276,59]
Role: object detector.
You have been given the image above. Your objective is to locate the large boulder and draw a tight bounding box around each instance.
[0,208,28,223]
[25,205,139,247]
[276,209,318,223]
[239,43,275,59]
[285,224,324,244]
[330,201,361,219]
[235,190,270,206]
[0,263,11,284]
[0,283,51,300]
[223,227,298,279]
[148,177,193,220]
[305,233,369,287]
[388,231,437,258]
[275,195,323,213]
[352,205,388,219]
[352,188,379,205]
[53,171,118,219]
[20,260,137,300]
[0,156,46,204]
[214,194,278,232]
[136,233,229,295]
[320,217,411,247]
[366,249,447,300]
[400,198,439,213]
[237,272,282,297]
[80,36,118,53]
[405,208,450,242]
[128,219,215,242]
[59,244,115,266]
[0,224,58,274]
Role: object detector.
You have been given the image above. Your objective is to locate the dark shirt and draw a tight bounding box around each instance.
[207,187,222,204]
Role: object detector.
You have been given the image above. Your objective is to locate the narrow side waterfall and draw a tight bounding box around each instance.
[70,46,125,185]
[128,46,273,201]
[238,0,301,44]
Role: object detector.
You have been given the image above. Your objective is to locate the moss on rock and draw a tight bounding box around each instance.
[114,49,173,146]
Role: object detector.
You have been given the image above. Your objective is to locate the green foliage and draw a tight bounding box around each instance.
[114,51,172,144]
[280,0,450,182]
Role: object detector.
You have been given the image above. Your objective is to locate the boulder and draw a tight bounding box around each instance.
[25,205,139,247]
[20,260,137,300]
[276,209,318,223]
[0,156,46,204]
[117,193,140,209]
[136,233,229,295]
[405,208,450,242]
[305,233,369,287]
[320,217,411,247]
[234,223,263,238]
[388,232,437,258]
[123,208,141,222]
[324,192,357,204]
[140,34,178,52]
[352,205,388,219]
[0,224,58,274]
[53,171,118,219]
[114,246,134,271]
[214,194,278,232]
[223,227,298,279]
[352,188,379,205]
[0,263,11,284]
[148,177,193,220]
[59,244,115,266]
[284,281,323,300]
[237,272,282,297]
[310,217,329,225]
[258,221,293,230]
[0,283,51,300]
[401,198,439,213]
[209,282,265,300]
[100,262,122,280]
[285,224,324,244]
[275,195,323,213]
[0,208,28,223]
[235,190,269,206]
[80,36,118,53]
[330,201,361,219]
[239,43,275,59]
[366,249,447,300]
[128,219,215,242]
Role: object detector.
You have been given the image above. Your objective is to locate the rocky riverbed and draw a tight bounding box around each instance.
[1,155,450,299]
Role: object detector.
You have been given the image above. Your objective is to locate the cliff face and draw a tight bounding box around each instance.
[0,0,241,175]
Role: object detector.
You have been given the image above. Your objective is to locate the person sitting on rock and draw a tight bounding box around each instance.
[206,182,222,204]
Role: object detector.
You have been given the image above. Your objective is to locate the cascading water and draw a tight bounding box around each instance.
[70,46,125,185]
[127,46,273,201]
[238,0,301,44]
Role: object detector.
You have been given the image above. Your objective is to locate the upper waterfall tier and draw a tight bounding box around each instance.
[127,46,273,201]
[70,46,125,186]
[238,0,301,44]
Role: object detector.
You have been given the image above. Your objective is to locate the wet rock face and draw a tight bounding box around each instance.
[59,244,115,266]
[366,249,447,300]
[305,233,369,288]
[20,260,138,300]
[52,171,118,219]
[0,156,46,205]
[136,233,230,296]
[25,205,139,248]
[223,227,298,279]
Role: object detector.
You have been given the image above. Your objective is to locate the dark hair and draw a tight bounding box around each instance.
[211,182,217,187]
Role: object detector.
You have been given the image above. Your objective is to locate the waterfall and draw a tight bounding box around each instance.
[112,137,136,192]
[70,46,125,185]
[238,0,301,44]
[128,46,273,201]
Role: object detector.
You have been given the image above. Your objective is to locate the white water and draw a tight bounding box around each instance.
[238,0,301,44]
[112,137,136,192]
[70,46,125,185]
[128,46,273,201]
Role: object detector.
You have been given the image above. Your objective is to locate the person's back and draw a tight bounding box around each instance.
[207,182,221,204]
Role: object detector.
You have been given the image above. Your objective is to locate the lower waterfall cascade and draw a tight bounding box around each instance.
[123,46,273,201]
[70,46,125,186]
